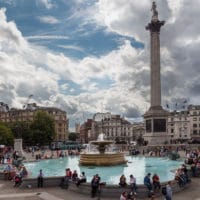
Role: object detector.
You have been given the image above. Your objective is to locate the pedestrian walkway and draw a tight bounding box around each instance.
[0,177,200,200]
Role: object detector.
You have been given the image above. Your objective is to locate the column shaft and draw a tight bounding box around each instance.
[150,32,161,107]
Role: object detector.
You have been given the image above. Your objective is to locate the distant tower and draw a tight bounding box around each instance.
[143,1,169,145]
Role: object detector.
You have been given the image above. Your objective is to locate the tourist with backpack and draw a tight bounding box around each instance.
[91,174,101,198]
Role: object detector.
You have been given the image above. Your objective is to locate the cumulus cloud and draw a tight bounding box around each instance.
[0,0,200,128]
[0,7,147,126]
[86,0,200,106]
[0,8,59,108]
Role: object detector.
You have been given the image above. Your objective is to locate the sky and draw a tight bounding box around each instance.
[0,0,200,130]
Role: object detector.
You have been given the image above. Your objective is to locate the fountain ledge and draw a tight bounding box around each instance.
[18,176,191,199]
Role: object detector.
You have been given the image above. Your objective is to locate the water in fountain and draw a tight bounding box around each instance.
[97,133,105,141]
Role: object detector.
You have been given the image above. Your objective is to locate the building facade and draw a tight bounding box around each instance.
[79,119,93,144]
[78,105,200,145]
[0,103,69,141]
[79,112,145,144]
[188,105,200,141]
[165,105,200,143]
[167,110,190,143]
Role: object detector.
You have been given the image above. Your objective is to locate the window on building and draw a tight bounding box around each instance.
[193,124,197,128]
[146,119,152,132]
[193,117,197,121]
[171,129,174,133]
[153,119,166,132]
[193,130,197,135]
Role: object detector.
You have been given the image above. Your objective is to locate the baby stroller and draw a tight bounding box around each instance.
[14,174,22,187]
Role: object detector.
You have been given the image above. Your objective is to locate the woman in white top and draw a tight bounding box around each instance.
[129,174,137,194]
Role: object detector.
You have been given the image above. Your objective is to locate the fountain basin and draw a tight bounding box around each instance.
[79,152,127,166]
[23,156,184,184]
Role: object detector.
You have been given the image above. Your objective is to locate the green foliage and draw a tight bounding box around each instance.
[0,123,14,145]
[30,111,55,146]
[68,132,78,141]
[8,121,33,143]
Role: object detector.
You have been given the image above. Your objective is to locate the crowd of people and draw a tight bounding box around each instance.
[118,161,193,200]
[1,145,199,200]
[59,168,87,189]
[3,163,28,187]
[185,149,200,177]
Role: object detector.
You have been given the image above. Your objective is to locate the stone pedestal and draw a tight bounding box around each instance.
[144,107,169,145]
[14,139,24,157]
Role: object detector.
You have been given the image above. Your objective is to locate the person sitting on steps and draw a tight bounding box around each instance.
[119,174,127,187]
[76,172,86,187]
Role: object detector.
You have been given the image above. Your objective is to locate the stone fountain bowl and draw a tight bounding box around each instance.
[79,152,127,166]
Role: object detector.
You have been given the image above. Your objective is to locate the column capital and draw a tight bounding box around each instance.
[146,20,165,33]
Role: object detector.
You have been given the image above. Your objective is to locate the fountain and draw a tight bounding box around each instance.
[79,133,127,166]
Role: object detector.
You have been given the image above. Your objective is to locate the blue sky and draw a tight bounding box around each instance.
[0,0,200,129]
[2,0,142,59]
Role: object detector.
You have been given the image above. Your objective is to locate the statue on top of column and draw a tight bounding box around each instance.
[151,1,158,18]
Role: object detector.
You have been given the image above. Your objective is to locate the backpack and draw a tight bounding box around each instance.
[161,186,167,195]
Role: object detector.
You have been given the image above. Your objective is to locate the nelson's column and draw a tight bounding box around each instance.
[143,2,169,145]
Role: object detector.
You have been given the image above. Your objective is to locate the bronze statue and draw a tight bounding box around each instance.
[151,1,158,17]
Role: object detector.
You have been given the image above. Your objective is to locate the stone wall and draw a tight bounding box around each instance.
[19,176,190,199]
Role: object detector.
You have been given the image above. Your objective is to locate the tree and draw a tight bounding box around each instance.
[68,132,78,141]
[0,123,14,145]
[30,111,55,146]
[8,121,33,145]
